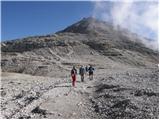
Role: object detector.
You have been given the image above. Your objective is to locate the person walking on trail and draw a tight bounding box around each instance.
[79,65,85,82]
[85,65,88,73]
[71,66,77,87]
[88,65,95,80]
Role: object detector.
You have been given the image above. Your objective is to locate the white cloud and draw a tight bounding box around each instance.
[92,1,159,50]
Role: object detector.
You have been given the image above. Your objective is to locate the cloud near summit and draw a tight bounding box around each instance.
[92,0,159,50]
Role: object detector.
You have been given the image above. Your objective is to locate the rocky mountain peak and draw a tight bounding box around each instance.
[57,17,112,34]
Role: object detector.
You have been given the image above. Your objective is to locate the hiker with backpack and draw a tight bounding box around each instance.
[71,66,77,87]
[85,65,88,73]
[79,65,85,82]
[88,65,95,80]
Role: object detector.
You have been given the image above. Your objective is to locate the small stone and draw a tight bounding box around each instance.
[72,112,76,116]
[58,113,62,116]
[77,102,82,106]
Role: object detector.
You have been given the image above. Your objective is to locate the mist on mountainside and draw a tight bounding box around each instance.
[92,1,158,50]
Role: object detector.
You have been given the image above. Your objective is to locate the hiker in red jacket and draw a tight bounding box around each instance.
[71,66,77,87]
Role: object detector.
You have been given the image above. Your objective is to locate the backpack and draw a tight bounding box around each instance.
[89,67,94,73]
[79,67,85,74]
[71,69,77,75]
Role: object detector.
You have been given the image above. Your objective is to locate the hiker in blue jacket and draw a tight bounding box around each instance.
[79,65,85,82]
[88,65,95,80]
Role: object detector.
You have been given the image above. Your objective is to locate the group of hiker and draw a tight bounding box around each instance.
[71,65,95,87]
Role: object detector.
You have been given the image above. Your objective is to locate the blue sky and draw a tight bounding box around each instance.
[1,1,158,43]
[1,1,94,41]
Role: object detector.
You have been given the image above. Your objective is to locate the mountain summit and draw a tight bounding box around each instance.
[58,17,113,34]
